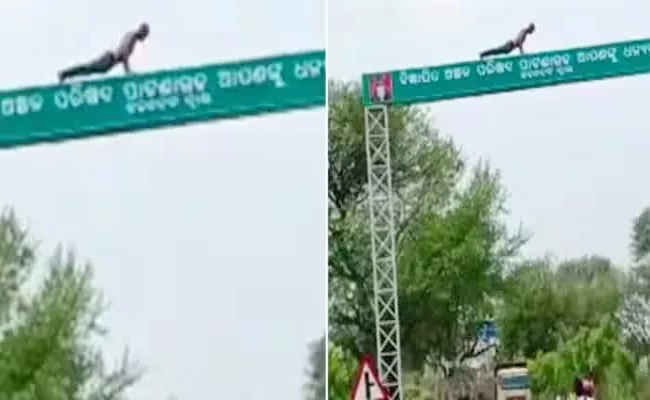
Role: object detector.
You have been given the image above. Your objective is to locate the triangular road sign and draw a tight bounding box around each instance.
[350,355,390,400]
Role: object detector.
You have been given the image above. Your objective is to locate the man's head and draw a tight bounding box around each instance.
[575,373,595,396]
[527,23,536,33]
[136,23,150,40]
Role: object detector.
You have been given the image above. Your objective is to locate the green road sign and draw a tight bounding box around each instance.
[362,38,650,106]
[0,49,325,149]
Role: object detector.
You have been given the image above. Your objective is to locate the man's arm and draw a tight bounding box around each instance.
[514,29,529,54]
[515,34,529,54]
[115,31,137,73]
[122,59,132,74]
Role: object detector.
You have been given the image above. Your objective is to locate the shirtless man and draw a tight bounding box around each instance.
[479,23,535,59]
[58,23,150,83]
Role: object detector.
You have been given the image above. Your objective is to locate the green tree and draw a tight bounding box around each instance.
[328,80,526,375]
[621,206,650,396]
[619,271,650,361]
[529,318,636,399]
[304,335,326,400]
[621,206,650,361]
[497,258,562,359]
[631,207,650,262]
[498,256,623,359]
[328,343,357,400]
[0,209,142,399]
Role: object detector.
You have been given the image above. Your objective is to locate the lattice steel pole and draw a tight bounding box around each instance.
[364,104,403,400]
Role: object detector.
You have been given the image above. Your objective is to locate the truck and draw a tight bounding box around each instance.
[494,362,532,400]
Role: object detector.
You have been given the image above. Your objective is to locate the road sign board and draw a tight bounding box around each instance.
[362,37,650,106]
[351,355,390,400]
[0,49,325,149]
[479,320,497,343]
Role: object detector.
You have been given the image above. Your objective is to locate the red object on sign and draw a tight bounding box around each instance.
[369,73,393,103]
[350,355,391,400]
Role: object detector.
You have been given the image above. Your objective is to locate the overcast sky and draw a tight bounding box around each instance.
[330,0,650,266]
[0,0,325,399]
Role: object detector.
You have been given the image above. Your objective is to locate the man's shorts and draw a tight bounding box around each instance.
[89,51,118,72]
[502,40,516,52]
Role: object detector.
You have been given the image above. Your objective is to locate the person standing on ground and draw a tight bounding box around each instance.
[58,23,150,83]
[479,23,535,59]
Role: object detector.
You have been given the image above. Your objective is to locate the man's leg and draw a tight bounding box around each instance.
[479,41,515,59]
[59,63,94,82]
[59,52,117,82]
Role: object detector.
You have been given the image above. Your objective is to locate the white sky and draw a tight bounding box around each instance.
[0,0,325,399]
[329,0,650,266]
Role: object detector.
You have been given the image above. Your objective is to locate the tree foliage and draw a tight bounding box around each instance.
[621,207,650,362]
[304,335,326,400]
[498,255,623,360]
[327,342,356,400]
[529,318,636,399]
[0,209,141,399]
[631,207,650,263]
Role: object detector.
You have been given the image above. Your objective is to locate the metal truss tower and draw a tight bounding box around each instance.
[363,104,403,400]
